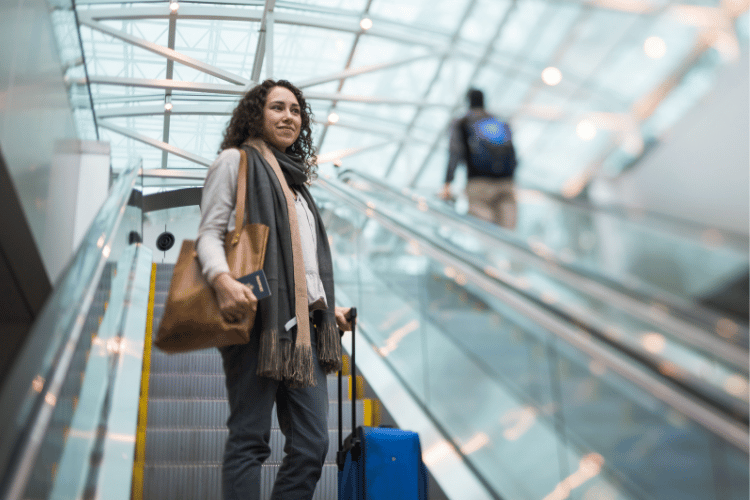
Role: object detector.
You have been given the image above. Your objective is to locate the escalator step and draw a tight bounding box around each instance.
[143,463,338,500]
[145,428,347,464]
[149,374,227,399]
[148,371,349,400]
[146,398,364,429]
[145,264,355,500]
[149,351,224,375]
[147,399,228,429]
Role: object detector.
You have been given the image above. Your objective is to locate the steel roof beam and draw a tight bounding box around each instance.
[78,17,251,86]
[97,104,231,118]
[265,9,275,79]
[142,169,208,179]
[296,51,441,89]
[304,91,449,107]
[250,0,277,83]
[291,11,441,45]
[77,6,266,22]
[162,10,178,168]
[80,76,450,109]
[80,7,448,50]
[78,76,244,93]
[98,121,213,167]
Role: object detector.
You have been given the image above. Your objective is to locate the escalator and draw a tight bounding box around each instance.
[0,161,149,500]
[137,263,365,500]
[312,175,748,500]
[330,172,749,419]
[340,170,749,337]
[0,166,747,500]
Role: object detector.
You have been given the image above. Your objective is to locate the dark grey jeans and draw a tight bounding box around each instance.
[219,322,329,500]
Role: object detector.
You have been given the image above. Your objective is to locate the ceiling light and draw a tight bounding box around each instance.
[164,102,173,111]
[644,36,666,59]
[576,120,596,141]
[360,18,373,31]
[541,67,562,86]
[169,1,179,12]
[328,112,339,124]
[724,374,748,397]
[641,332,666,354]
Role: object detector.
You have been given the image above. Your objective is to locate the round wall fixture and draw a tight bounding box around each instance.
[156,231,175,251]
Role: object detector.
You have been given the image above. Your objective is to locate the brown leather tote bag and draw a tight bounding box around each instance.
[154,149,269,352]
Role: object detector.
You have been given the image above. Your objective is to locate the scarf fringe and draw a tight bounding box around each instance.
[317,319,342,374]
[257,327,284,380]
[286,343,316,388]
[281,339,294,380]
[256,319,340,386]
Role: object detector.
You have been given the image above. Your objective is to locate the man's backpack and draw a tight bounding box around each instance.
[461,114,517,178]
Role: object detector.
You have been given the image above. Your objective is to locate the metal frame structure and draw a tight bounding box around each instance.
[61,0,748,190]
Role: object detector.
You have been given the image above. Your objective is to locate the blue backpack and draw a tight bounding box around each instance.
[461,115,517,178]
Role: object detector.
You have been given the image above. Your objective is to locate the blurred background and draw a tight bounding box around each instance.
[0,0,748,499]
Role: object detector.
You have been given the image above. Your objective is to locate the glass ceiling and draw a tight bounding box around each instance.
[54,0,748,195]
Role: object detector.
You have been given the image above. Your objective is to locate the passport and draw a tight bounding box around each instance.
[237,270,271,300]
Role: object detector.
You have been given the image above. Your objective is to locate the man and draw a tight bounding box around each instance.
[440,88,518,229]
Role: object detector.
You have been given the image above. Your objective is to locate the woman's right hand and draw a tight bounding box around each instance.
[212,273,257,323]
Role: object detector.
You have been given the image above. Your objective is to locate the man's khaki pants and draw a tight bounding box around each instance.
[466,177,516,230]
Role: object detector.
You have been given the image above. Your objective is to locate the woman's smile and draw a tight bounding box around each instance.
[262,86,302,151]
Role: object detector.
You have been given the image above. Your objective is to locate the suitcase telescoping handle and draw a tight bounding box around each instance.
[337,307,357,470]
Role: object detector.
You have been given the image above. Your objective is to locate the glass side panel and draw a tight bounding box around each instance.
[333,172,749,415]
[511,190,748,297]
[349,171,749,345]
[22,246,141,500]
[409,172,748,305]
[313,180,749,500]
[0,160,143,498]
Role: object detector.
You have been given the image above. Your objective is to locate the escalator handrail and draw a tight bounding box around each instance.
[315,175,749,453]
[322,174,749,415]
[0,160,142,499]
[527,186,749,252]
[343,168,746,324]
[338,169,749,368]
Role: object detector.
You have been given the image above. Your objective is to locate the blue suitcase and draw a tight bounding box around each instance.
[336,309,429,500]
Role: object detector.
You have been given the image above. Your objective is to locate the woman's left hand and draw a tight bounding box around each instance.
[335,306,353,332]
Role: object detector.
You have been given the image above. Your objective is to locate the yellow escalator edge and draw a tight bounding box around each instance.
[131,263,157,500]
[348,375,365,400]
[342,355,383,428]
[363,399,372,427]
[342,354,350,375]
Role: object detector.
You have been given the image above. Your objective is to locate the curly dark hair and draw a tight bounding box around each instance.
[219,79,317,179]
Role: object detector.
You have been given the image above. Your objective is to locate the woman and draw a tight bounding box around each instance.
[196,79,352,500]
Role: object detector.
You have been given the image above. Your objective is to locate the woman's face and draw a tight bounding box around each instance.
[262,86,302,151]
